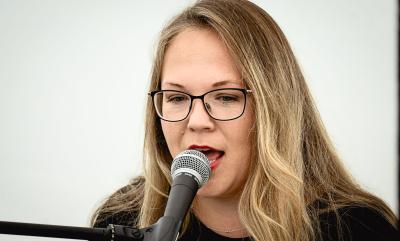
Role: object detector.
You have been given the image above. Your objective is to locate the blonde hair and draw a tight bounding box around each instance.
[92,1,397,240]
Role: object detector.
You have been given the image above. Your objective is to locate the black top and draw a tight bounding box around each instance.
[94,206,398,241]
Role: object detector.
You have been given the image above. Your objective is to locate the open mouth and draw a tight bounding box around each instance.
[199,149,225,163]
[188,145,224,170]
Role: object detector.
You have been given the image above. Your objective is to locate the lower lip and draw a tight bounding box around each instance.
[210,154,223,170]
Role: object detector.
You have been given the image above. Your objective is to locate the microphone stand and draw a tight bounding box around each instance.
[0,220,145,241]
[0,216,181,241]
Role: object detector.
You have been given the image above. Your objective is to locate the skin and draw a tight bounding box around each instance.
[160,27,254,238]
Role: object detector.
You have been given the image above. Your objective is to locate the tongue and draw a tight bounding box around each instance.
[205,151,223,161]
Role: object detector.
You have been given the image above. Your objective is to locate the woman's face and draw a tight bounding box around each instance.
[160,27,254,199]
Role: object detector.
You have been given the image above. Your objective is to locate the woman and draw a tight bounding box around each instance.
[91,1,397,240]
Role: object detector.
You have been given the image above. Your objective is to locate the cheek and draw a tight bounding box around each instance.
[225,111,253,163]
[161,122,184,157]
[231,115,253,144]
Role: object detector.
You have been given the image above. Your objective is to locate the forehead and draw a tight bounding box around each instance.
[161,27,242,90]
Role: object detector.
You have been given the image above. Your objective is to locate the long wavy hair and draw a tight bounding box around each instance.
[91,1,396,240]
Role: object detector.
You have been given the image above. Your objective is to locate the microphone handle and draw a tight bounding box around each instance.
[163,173,198,221]
[143,174,198,241]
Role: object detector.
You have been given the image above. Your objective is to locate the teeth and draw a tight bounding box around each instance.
[194,148,210,152]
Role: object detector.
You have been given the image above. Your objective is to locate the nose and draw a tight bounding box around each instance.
[186,99,215,132]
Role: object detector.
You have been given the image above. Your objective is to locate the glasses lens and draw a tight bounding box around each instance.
[153,91,191,121]
[204,89,246,120]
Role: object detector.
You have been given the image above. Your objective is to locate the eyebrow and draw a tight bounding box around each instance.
[162,80,243,89]
[212,80,243,87]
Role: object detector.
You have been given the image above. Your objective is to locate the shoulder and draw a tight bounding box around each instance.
[318,206,398,241]
[92,176,145,228]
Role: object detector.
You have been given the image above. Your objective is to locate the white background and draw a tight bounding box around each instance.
[0,1,397,240]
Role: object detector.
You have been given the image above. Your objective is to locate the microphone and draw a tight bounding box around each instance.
[149,149,211,241]
[165,149,211,220]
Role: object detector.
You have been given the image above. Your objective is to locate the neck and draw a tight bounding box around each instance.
[192,196,248,238]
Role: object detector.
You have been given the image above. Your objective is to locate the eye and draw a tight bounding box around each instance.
[216,95,239,102]
[166,94,189,103]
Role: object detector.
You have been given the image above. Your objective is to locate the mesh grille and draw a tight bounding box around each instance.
[171,150,211,186]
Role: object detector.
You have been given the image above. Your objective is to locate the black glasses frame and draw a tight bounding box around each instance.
[148,88,252,122]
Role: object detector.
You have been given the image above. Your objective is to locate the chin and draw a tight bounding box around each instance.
[196,179,240,199]
[196,180,224,198]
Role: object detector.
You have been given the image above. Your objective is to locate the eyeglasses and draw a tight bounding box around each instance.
[148,88,252,122]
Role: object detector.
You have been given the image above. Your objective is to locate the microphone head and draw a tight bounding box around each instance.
[171,150,211,187]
